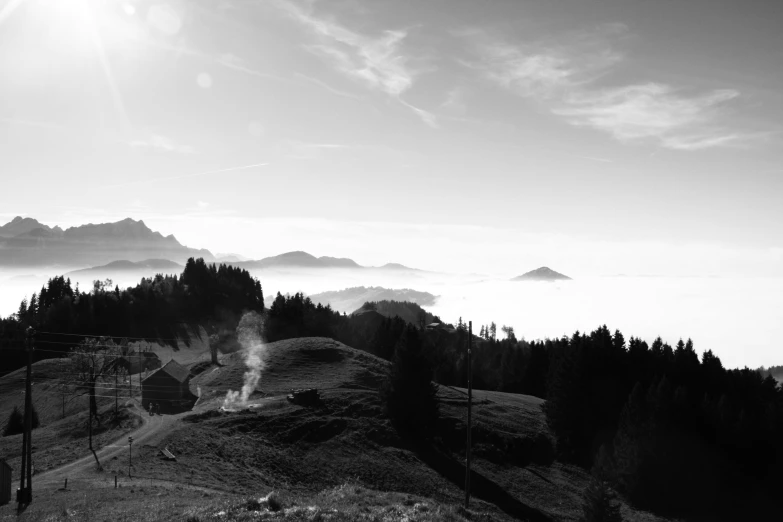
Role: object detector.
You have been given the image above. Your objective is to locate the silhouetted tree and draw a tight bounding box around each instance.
[3,405,39,436]
[380,325,439,439]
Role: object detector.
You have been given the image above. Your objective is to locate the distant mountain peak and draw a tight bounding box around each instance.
[0,216,52,238]
[511,266,571,281]
[0,216,214,267]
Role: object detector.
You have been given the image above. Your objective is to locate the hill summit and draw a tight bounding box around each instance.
[511,266,571,281]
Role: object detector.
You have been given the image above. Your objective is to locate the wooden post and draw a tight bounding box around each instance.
[18,327,34,509]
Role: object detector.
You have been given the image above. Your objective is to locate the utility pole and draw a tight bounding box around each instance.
[17,327,34,509]
[464,321,473,509]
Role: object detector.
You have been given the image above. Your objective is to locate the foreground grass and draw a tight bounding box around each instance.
[183,484,493,522]
[2,483,494,522]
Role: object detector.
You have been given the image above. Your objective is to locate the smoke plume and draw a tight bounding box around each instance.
[222,311,267,410]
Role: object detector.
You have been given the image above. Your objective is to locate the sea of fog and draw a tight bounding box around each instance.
[2,268,781,370]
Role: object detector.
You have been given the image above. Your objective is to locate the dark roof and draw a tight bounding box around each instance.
[143,359,190,384]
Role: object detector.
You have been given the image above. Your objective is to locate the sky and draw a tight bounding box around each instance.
[1,0,782,276]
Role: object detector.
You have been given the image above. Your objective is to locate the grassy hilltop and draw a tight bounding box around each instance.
[0,337,667,522]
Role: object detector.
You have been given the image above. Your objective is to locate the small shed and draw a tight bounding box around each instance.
[0,459,11,506]
[141,360,195,413]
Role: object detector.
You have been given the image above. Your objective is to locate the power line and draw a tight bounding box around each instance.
[36,330,193,342]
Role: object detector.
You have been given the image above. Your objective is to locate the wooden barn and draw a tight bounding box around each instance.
[141,360,195,413]
[0,459,11,506]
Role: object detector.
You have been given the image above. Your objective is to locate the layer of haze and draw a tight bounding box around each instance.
[2,266,781,371]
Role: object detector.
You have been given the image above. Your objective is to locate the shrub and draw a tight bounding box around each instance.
[581,479,623,522]
[3,405,39,436]
[261,491,282,512]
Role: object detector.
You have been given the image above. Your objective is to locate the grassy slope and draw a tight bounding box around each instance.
[0,359,142,475]
[1,337,669,521]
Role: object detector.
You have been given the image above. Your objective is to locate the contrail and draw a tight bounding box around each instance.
[103,162,270,189]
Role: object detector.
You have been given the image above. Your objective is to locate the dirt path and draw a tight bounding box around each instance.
[34,404,183,487]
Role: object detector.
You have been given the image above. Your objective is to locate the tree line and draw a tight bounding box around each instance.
[0,258,264,374]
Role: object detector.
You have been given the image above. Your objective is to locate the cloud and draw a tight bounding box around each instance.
[554,84,748,148]
[274,0,435,126]
[129,134,195,154]
[465,24,623,100]
[294,72,362,99]
[217,53,286,81]
[463,25,760,150]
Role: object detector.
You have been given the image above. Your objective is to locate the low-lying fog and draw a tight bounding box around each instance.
[2,267,781,370]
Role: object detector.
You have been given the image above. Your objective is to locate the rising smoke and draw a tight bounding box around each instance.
[222,311,267,410]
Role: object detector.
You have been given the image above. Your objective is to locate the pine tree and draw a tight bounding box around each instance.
[380,325,439,439]
[3,404,39,436]
[3,406,23,436]
[609,382,648,499]
[544,340,587,463]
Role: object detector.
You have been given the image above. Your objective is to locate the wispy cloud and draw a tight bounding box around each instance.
[554,84,752,149]
[217,53,286,81]
[293,72,362,100]
[274,0,435,127]
[463,25,761,150]
[129,134,195,154]
[463,24,623,100]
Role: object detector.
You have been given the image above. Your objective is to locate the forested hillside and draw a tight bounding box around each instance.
[353,299,442,327]
[0,258,263,373]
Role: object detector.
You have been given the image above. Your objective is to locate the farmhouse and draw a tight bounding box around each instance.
[141,359,196,413]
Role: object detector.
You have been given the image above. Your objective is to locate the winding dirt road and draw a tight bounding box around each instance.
[34,404,183,487]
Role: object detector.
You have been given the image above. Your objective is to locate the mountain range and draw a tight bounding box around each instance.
[0,216,213,268]
[234,251,419,271]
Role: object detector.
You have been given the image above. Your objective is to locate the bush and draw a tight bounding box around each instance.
[3,405,39,436]
[261,491,282,512]
[581,479,623,522]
